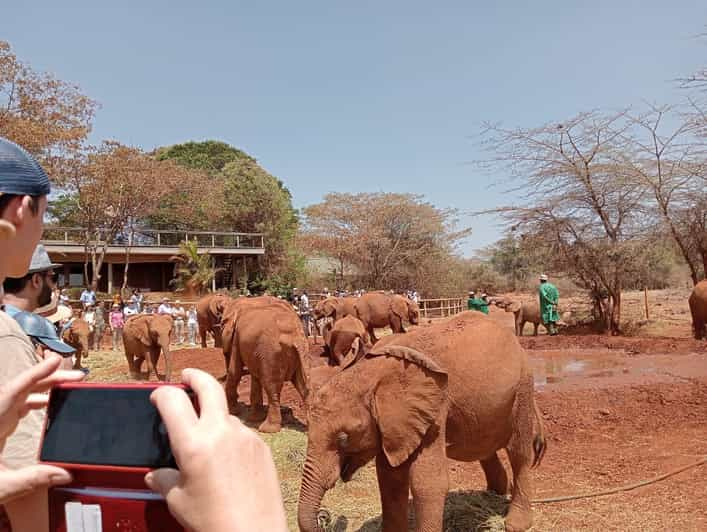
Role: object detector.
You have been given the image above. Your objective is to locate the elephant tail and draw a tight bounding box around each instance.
[292,335,311,399]
[531,394,547,468]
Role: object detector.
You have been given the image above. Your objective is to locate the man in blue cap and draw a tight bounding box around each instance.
[0,136,79,532]
[12,311,76,358]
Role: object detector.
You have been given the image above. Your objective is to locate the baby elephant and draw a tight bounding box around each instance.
[322,315,371,366]
[496,299,545,336]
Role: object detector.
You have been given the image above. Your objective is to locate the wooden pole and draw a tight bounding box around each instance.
[644,287,649,320]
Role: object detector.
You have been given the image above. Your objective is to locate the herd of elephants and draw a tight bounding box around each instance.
[112,282,707,531]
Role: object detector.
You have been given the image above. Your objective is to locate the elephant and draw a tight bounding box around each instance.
[354,292,419,342]
[62,318,90,370]
[122,314,173,381]
[312,296,357,322]
[322,315,371,366]
[221,296,296,369]
[196,292,230,348]
[298,311,546,532]
[223,299,311,433]
[689,280,707,340]
[496,298,545,336]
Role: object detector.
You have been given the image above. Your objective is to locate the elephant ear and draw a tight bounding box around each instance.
[389,297,407,323]
[368,346,448,467]
[340,336,367,369]
[508,301,522,313]
[209,297,224,320]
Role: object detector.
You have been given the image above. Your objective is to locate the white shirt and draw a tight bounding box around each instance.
[187,309,197,325]
[123,306,138,317]
[158,304,173,315]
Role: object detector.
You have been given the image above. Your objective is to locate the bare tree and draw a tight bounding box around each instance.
[480,111,650,334]
[622,105,707,284]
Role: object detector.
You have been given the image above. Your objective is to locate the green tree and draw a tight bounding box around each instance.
[154,140,302,289]
[170,239,222,296]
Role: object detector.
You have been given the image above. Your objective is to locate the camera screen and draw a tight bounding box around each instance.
[40,388,176,468]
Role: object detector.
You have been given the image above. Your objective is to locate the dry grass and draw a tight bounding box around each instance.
[261,429,509,532]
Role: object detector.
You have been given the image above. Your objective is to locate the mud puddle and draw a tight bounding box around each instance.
[530,348,654,386]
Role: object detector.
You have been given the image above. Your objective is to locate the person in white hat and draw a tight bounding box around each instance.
[538,274,560,335]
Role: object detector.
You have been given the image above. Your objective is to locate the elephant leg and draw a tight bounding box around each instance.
[225,355,244,414]
[504,377,536,532]
[258,383,283,433]
[213,330,223,348]
[375,453,411,532]
[533,322,539,336]
[389,314,405,334]
[481,453,510,495]
[134,355,146,379]
[246,376,266,422]
[368,325,379,343]
[200,329,207,348]
[409,419,448,532]
[72,348,82,370]
[163,348,172,382]
[148,347,162,381]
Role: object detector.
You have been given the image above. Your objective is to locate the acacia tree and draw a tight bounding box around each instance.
[621,105,707,284]
[481,112,650,334]
[301,193,471,294]
[50,142,207,289]
[0,41,96,171]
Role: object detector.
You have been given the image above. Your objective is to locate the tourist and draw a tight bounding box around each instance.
[158,297,173,316]
[0,136,86,531]
[130,288,143,312]
[123,300,139,318]
[59,288,70,306]
[79,285,96,309]
[173,300,186,344]
[187,305,198,345]
[2,245,60,317]
[109,303,125,351]
[93,302,106,350]
[538,274,560,336]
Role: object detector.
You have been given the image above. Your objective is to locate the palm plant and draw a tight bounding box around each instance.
[170,239,222,296]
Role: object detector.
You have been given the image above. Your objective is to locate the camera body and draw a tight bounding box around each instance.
[39,383,189,532]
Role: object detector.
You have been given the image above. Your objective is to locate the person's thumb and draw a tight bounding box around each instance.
[144,468,180,498]
[0,464,72,504]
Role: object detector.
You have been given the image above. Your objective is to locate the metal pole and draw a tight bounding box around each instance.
[644,287,649,320]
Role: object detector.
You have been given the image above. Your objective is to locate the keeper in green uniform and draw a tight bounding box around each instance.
[538,274,559,335]
[467,290,489,315]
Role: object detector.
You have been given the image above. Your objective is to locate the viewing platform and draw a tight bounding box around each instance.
[41,226,265,292]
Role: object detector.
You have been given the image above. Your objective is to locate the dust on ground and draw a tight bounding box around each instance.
[88,288,706,531]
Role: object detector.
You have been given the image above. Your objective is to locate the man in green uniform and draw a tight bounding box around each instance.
[538,274,559,335]
[467,290,489,315]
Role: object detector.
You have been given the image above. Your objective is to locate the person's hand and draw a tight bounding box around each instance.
[0,354,85,445]
[145,369,287,532]
[0,355,85,504]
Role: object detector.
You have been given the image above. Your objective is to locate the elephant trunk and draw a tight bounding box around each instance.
[297,457,328,532]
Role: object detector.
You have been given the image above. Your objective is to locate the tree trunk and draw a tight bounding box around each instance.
[121,228,134,297]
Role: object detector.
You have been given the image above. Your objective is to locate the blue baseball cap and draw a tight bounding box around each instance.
[12,311,75,354]
[0,137,50,197]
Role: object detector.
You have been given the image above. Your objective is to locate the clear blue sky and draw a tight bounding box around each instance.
[5,1,706,255]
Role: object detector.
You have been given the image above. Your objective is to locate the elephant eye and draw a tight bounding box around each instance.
[336,432,349,448]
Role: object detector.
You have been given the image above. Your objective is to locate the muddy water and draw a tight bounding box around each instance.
[530,348,657,386]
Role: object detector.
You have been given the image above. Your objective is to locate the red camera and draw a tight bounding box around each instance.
[39,383,190,531]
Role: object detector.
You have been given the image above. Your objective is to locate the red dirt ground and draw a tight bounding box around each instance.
[97,333,707,531]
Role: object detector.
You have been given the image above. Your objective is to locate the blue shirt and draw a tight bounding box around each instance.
[2,304,21,318]
[80,290,96,305]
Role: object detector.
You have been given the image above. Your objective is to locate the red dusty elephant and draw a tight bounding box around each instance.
[222,297,311,433]
[689,280,707,340]
[62,318,91,370]
[312,296,357,322]
[322,315,371,366]
[122,314,174,381]
[196,292,230,348]
[298,311,546,532]
[354,292,420,342]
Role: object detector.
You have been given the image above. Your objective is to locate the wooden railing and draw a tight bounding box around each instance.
[42,226,265,250]
[419,297,466,319]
